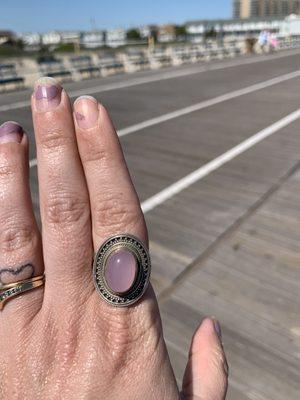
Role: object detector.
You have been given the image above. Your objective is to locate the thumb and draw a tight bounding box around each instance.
[181,317,228,400]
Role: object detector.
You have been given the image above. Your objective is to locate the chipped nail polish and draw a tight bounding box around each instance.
[0,121,24,143]
[34,77,62,111]
[74,95,99,129]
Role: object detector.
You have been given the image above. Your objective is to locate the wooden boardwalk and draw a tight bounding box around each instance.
[1,49,300,399]
[160,166,300,400]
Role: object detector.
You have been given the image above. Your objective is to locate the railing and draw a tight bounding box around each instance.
[0,63,25,91]
[69,55,100,79]
[38,59,72,82]
[277,36,300,49]
[1,37,299,92]
[98,56,124,76]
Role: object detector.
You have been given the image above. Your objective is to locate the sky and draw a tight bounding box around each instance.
[0,0,232,33]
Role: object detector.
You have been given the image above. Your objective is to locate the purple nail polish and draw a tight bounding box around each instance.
[75,112,85,122]
[0,121,23,143]
[34,77,62,110]
[213,319,222,340]
[35,85,60,101]
[105,249,137,294]
[74,96,99,129]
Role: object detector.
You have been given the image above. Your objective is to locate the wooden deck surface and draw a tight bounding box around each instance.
[160,166,300,400]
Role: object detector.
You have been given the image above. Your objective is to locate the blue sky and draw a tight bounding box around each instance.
[0,0,232,33]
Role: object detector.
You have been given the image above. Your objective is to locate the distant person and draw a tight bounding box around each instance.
[270,33,279,52]
[0,77,228,399]
[258,30,268,53]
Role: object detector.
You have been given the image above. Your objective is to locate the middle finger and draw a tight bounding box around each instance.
[31,78,93,303]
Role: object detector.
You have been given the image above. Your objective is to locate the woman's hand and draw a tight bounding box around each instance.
[0,78,228,400]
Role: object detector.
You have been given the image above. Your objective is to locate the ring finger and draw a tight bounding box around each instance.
[0,121,44,322]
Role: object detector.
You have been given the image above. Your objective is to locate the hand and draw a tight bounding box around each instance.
[0,78,228,400]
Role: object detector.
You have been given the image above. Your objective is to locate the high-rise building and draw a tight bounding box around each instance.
[233,0,241,17]
[233,0,300,19]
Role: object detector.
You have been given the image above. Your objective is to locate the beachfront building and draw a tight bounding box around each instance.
[186,17,284,41]
[82,30,106,48]
[21,32,41,51]
[106,28,127,47]
[233,0,300,19]
[0,30,15,45]
[60,31,81,44]
[41,31,61,45]
[22,32,41,46]
[280,13,300,34]
[139,25,158,39]
[158,25,176,42]
[41,31,82,46]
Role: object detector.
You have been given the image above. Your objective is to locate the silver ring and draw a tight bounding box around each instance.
[93,234,151,307]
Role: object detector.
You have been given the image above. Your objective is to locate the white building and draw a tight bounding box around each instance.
[60,31,81,44]
[186,17,284,42]
[280,14,300,36]
[21,32,41,51]
[106,28,127,47]
[0,30,15,45]
[42,31,61,45]
[158,25,176,43]
[41,30,82,46]
[138,25,157,39]
[21,32,41,46]
[222,19,283,36]
[82,30,106,48]
[139,25,151,38]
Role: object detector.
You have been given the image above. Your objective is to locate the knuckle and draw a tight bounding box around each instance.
[44,191,89,226]
[38,126,72,151]
[0,219,36,253]
[81,143,108,165]
[93,193,143,233]
[0,163,17,178]
[98,303,161,366]
[0,156,19,179]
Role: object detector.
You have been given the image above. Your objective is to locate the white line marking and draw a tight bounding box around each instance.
[141,108,300,213]
[28,69,300,170]
[0,99,30,112]
[1,48,300,112]
[118,69,300,137]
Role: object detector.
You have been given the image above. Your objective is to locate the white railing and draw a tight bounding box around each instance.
[1,37,299,92]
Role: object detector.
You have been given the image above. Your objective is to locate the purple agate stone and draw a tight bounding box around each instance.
[105,249,137,294]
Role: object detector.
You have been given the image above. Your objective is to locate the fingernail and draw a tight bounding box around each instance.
[0,121,24,143]
[34,77,62,111]
[74,96,99,129]
[213,318,222,340]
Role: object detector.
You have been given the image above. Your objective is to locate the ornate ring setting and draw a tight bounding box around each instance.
[93,234,151,307]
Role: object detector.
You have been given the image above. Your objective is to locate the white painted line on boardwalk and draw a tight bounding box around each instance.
[118,69,300,137]
[1,48,300,112]
[141,108,300,213]
[28,69,300,169]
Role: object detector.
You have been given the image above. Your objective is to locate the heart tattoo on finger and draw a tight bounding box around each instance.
[0,263,35,285]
